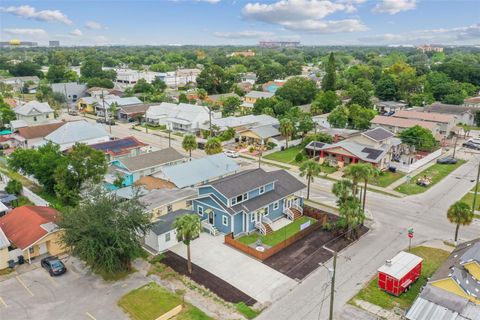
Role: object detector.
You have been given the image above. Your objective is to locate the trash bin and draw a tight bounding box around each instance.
[388,166,397,173]
[8,259,15,269]
[17,255,25,265]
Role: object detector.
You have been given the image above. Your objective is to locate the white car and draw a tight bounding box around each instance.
[224,150,239,158]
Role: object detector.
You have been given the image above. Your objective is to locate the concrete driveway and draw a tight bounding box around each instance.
[169,233,297,304]
[0,257,150,320]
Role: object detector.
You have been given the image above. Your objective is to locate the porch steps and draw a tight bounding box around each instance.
[291,208,303,220]
[264,223,273,234]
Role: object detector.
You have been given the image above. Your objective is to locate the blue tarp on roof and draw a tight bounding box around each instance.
[161,153,239,188]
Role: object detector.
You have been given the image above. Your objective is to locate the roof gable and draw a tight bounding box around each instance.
[118,148,185,172]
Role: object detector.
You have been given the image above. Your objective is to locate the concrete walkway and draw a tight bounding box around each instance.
[169,233,297,305]
[353,300,402,320]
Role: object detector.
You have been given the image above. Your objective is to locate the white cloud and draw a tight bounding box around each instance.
[1,5,72,24]
[373,0,416,15]
[69,29,83,36]
[242,0,367,33]
[213,30,274,39]
[85,21,106,30]
[360,24,480,44]
[4,28,47,37]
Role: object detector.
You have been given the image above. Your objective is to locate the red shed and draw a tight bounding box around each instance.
[377,251,423,296]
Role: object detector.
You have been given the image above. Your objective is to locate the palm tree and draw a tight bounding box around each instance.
[107,102,118,134]
[345,163,379,211]
[447,201,473,243]
[182,135,197,160]
[173,214,202,274]
[299,160,322,200]
[339,197,364,240]
[205,137,222,155]
[332,179,353,206]
[279,118,294,149]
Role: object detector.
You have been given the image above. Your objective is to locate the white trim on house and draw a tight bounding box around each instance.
[222,215,228,226]
[194,195,230,214]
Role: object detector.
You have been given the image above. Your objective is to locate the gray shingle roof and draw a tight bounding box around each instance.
[245,91,274,99]
[44,120,109,145]
[231,170,305,213]
[250,125,280,139]
[149,209,194,235]
[14,101,53,116]
[424,103,476,116]
[210,168,276,198]
[362,127,394,142]
[460,242,480,264]
[119,148,185,172]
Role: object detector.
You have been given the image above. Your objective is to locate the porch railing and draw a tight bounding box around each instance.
[262,216,273,226]
[201,220,219,236]
[284,208,294,220]
[292,203,304,214]
[255,222,267,235]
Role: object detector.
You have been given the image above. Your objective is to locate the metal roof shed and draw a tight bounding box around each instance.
[378,251,423,296]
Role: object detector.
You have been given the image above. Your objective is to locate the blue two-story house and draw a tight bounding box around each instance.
[192,168,306,236]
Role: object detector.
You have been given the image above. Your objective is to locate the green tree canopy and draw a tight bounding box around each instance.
[275,77,318,105]
[447,201,473,242]
[322,52,336,91]
[182,134,197,160]
[399,125,437,151]
[327,105,349,128]
[59,186,151,276]
[311,90,341,115]
[205,137,222,155]
[173,214,202,273]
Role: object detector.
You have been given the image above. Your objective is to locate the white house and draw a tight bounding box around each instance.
[145,102,221,132]
[43,120,110,151]
[14,101,55,125]
[50,82,87,103]
[144,209,195,253]
[96,97,142,117]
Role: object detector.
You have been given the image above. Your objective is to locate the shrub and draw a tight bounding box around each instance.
[267,142,277,150]
[5,179,22,195]
[295,152,305,163]
[249,146,255,153]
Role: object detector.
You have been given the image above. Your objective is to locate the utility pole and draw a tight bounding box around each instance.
[329,251,337,320]
[472,161,480,214]
[452,134,458,158]
[102,89,107,123]
[209,106,212,138]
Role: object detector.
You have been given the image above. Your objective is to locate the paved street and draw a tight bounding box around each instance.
[256,153,480,320]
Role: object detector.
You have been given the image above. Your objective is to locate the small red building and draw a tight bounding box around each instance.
[377,251,423,296]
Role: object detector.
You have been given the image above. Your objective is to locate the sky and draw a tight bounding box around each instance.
[0,0,479,46]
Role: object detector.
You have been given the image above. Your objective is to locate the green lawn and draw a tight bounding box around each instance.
[141,124,166,131]
[370,171,405,188]
[264,146,303,164]
[352,246,450,311]
[460,183,480,211]
[395,160,466,195]
[237,216,316,247]
[118,282,212,320]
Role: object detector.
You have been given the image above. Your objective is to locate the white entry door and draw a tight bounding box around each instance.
[39,243,48,255]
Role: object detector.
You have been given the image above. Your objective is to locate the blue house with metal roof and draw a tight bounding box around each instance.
[191,168,305,236]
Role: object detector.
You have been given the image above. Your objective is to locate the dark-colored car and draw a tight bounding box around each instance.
[96,118,106,124]
[462,141,480,150]
[68,110,79,116]
[437,157,458,164]
[41,256,67,276]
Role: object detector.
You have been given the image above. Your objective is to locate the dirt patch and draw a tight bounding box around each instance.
[263,212,369,280]
[162,251,257,306]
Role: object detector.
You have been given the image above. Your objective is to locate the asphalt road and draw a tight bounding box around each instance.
[60,114,480,319]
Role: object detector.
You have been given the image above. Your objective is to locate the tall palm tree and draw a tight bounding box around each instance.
[279,118,294,149]
[332,179,353,206]
[205,137,222,155]
[344,163,377,208]
[447,201,473,243]
[299,160,322,200]
[107,102,118,134]
[339,197,363,240]
[182,135,197,160]
[173,214,202,274]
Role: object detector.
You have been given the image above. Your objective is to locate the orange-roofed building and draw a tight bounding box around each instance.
[0,206,65,264]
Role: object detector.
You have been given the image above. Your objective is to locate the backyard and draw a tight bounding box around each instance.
[118,282,212,320]
[395,160,466,195]
[237,216,317,247]
[351,246,450,311]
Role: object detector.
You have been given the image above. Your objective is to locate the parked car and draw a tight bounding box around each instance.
[96,118,106,124]
[462,141,480,150]
[68,110,78,116]
[41,256,67,276]
[437,157,457,164]
[224,150,239,158]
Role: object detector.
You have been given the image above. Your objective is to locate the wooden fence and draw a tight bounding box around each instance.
[224,208,330,261]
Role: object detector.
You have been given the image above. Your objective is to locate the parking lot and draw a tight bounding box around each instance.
[0,257,150,320]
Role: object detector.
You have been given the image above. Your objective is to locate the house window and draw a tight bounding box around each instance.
[165,232,171,242]
[46,114,49,118]
[33,116,37,122]
[29,247,34,254]
[273,201,279,210]
[233,193,249,205]
[231,198,237,205]
[259,186,265,194]
[222,215,228,226]
[250,213,255,222]
[167,204,173,213]
[197,206,203,216]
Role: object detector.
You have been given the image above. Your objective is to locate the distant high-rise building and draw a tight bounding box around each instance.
[417,44,443,53]
[49,40,60,47]
[258,41,301,48]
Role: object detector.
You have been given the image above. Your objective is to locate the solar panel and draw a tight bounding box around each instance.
[91,138,139,153]
[362,147,383,160]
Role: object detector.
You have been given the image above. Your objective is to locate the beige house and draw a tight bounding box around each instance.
[140,188,197,221]
[0,206,65,265]
[0,228,10,269]
[14,101,55,125]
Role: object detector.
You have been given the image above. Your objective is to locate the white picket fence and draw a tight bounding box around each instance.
[389,149,442,174]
